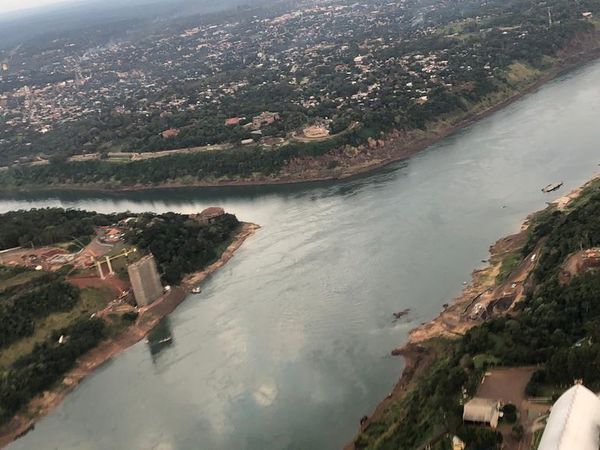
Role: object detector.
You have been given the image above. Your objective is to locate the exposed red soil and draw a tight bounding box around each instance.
[67,274,129,295]
[559,247,600,284]
[0,222,259,449]
[0,246,71,272]
[477,367,538,450]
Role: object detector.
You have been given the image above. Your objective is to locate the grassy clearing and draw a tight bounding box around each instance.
[107,155,134,163]
[496,252,522,283]
[107,246,142,280]
[0,286,113,369]
[504,62,541,87]
[0,270,47,292]
[438,18,481,39]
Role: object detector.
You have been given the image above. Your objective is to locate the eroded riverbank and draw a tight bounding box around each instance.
[349,178,597,449]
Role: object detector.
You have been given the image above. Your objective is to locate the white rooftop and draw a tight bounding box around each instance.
[463,398,500,428]
[538,384,600,450]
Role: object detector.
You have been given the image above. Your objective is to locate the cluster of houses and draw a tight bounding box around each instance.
[224,111,280,130]
[0,0,564,157]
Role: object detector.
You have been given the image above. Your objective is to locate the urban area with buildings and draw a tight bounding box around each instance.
[0,0,594,166]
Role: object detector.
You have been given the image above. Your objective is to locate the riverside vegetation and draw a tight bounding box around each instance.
[0,208,240,426]
[354,179,600,449]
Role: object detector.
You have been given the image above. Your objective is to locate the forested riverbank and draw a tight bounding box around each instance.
[0,208,252,448]
[352,178,600,449]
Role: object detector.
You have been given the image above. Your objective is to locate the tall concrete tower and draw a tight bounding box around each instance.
[127,254,163,307]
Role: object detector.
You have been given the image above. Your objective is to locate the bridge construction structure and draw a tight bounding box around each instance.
[96,248,138,279]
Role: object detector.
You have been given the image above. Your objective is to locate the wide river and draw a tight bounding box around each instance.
[4,60,600,450]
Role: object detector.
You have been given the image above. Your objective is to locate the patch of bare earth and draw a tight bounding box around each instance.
[0,222,259,449]
[477,367,548,450]
[409,229,533,344]
[347,222,543,449]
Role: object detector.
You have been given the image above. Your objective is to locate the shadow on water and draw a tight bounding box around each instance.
[146,317,174,362]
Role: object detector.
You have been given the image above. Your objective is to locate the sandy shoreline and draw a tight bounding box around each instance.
[346,180,595,448]
[4,46,600,195]
[345,230,529,448]
[0,222,260,449]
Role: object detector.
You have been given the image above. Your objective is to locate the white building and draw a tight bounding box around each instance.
[462,398,501,428]
[538,384,600,450]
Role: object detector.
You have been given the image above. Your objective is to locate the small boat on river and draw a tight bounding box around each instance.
[542,182,563,193]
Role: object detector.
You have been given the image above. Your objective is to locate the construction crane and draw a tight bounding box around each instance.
[96,247,138,279]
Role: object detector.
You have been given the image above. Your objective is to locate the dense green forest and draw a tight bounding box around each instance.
[0,207,240,427]
[0,318,106,423]
[0,132,352,188]
[355,181,600,449]
[0,207,241,283]
[0,279,79,348]
[0,208,120,250]
[126,212,240,284]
